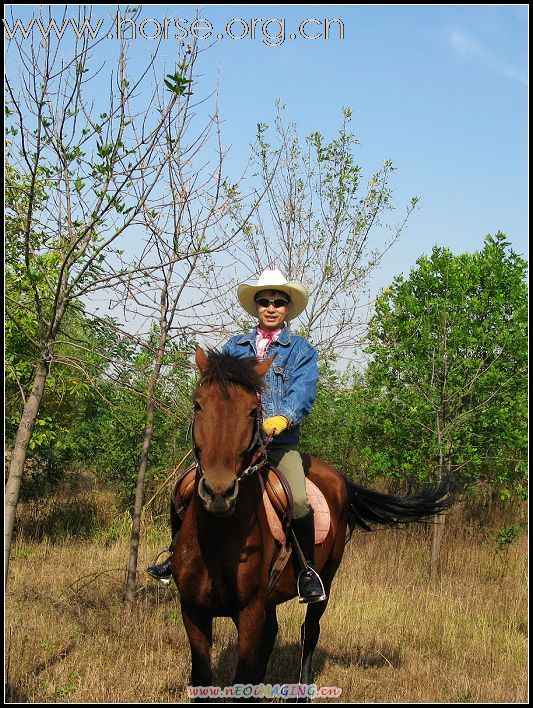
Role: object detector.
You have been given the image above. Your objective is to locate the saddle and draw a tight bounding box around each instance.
[173,463,197,519]
[172,462,330,546]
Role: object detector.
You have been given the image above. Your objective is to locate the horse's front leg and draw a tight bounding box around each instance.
[180,600,213,701]
[257,606,278,681]
[232,598,268,688]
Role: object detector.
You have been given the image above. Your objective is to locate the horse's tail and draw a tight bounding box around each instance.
[345,474,455,539]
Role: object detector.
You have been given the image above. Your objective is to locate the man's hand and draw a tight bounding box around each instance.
[262,415,289,436]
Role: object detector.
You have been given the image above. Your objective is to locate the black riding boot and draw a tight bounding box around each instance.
[146,554,173,584]
[291,509,327,604]
[147,500,182,585]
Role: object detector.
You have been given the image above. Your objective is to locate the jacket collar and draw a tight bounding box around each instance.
[237,325,291,347]
[276,326,291,346]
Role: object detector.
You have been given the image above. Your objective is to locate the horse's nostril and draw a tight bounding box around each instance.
[198,477,238,507]
[224,480,236,498]
[223,478,239,503]
[203,478,215,497]
[198,477,215,503]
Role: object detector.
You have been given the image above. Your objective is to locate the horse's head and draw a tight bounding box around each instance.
[192,347,274,517]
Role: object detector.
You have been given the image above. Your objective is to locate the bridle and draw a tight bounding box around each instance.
[188,405,272,481]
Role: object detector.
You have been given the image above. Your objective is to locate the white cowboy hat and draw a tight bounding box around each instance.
[237,269,309,320]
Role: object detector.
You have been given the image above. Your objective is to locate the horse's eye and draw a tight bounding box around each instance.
[193,401,202,413]
[248,409,258,418]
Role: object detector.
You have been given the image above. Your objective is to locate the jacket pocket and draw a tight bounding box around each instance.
[273,364,292,397]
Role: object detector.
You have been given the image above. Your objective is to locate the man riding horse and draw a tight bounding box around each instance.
[147,269,326,603]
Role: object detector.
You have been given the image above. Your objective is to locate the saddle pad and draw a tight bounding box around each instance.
[262,478,330,546]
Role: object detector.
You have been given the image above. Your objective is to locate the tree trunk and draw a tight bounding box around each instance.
[123,332,167,610]
[430,449,452,580]
[430,502,445,580]
[4,354,50,583]
[123,417,155,609]
[430,439,445,580]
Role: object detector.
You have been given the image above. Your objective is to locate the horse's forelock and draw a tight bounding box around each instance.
[198,349,265,395]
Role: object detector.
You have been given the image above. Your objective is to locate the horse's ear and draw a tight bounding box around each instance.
[254,355,275,378]
[195,347,209,377]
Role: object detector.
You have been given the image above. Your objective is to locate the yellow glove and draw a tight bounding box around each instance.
[262,415,289,436]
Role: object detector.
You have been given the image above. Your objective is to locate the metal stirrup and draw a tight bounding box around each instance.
[296,567,327,602]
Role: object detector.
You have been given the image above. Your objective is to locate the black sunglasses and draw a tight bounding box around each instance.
[255,297,289,308]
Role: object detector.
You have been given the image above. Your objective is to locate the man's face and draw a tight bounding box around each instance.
[255,289,292,331]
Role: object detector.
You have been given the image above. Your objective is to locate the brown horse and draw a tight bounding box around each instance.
[172,348,452,699]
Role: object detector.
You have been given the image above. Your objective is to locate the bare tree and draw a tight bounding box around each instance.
[224,103,418,360]
[3,6,213,582]
[117,45,274,608]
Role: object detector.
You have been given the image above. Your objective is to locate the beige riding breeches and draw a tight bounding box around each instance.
[266,444,311,519]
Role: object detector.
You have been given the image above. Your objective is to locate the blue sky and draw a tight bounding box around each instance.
[5,4,528,294]
[198,4,529,286]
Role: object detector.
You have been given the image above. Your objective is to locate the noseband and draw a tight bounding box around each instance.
[188,407,271,481]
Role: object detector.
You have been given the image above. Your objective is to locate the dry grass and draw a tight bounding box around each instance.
[5,482,528,703]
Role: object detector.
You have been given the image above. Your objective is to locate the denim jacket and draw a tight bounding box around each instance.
[221,325,319,445]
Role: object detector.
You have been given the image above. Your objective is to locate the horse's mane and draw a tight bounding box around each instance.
[197,349,265,395]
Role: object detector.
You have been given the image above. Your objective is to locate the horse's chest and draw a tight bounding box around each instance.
[174,528,264,613]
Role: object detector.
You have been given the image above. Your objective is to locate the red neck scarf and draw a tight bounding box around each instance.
[256,326,282,359]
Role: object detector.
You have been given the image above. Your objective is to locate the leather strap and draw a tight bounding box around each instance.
[263,464,294,532]
[267,541,292,595]
[172,463,197,519]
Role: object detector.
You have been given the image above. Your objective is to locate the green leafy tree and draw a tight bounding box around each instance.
[363,232,527,496]
[73,332,196,510]
[5,303,130,497]
[362,233,527,575]
[300,357,369,479]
